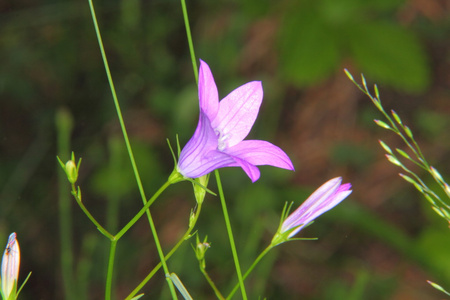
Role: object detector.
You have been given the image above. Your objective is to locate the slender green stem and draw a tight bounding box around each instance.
[150,210,179,300]
[226,245,272,300]
[88,1,177,297]
[71,179,177,299]
[353,75,450,210]
[71,184,114,240]
[113,179,177,298]
[200,267,225,300]
[125,198,204,300]
[87,0,149,210]
[180,0,198,83]
[69,180,173,240]
[105,240,118,300]
[356,82,427,168]
[215,170,247,299]
[56,108,76,300]
[115,180,171,240]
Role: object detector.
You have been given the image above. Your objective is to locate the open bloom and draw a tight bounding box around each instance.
[280,177,352,238]
[1,232,20,299]
[177,60,294,182]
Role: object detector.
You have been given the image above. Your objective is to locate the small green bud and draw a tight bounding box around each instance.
[440,207,450,221]
[361,74,368,91]
[194,235,210,264]
[404,125,413,138]
[399,173,423,192]
[188,210,196,228]
[378,140,392,154]
[396,148,411,160]
[374,119,391,130]
[444,183,450,196]
[374,84,380,100]
[391,110,402,125]
[385,154,402,167]
[432,206,445,218]
[430,166,444,183]
[343,69,354,82]
[427,280,450,296]
[65,160,78,184]
[423,193,436,205]
[193,175,209,205]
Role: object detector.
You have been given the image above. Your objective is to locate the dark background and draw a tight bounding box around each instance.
[0,0,449,299]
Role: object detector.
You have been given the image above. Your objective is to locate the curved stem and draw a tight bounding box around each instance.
[226,246,272,300]
[125,201,204,300]
[115,180,171,240]
[71,184,113,240]
[200,266,225,300]
[215,170,247,300]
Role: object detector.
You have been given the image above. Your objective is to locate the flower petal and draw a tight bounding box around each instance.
[198,60,219,120]
[287,188,351,238]
[232,157,261,182]
[212,81,263,147]
[291,177,342,215]
[225,140,294,171]
[178,112,219,177]
[185,150,236,178]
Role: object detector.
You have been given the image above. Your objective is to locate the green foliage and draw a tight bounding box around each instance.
[330,142,375,170]
[416,227,450,282]
[415,110,450,139]
[278,0,429,92]
[90,138,164,199]
[279,7,341,86]
[323,269,397,300]
[349,22,429,93]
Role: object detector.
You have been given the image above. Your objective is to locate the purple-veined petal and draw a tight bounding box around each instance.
[178,59,295,181]
[182,150,236,178]
[178,112,219,176]
[225,140,294,171]
[281,178,341,231]
[281,177,352,237]
[288,178,342,217]
[232,157,261,182]
[287,189,351,238]
[211,81,263,147]
[198,60,219,120]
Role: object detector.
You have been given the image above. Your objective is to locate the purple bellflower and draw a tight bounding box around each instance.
[275,177,351,243]
[177,60,294,182]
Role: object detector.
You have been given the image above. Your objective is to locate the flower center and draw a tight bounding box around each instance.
[215,129,231,151]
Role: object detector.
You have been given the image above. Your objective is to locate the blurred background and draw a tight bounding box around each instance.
[1,0,449,299]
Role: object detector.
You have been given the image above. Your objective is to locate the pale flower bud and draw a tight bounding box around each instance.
[65,160,78,184]
[1,233,20,299]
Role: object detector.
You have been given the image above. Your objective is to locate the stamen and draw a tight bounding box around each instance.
[215,129,231,151]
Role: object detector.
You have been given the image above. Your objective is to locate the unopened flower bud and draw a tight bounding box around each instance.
[272,177,352,246]
[193,175,209,205]
[194,235,210,265]
[65,160,78,184]
[1,232,20,299]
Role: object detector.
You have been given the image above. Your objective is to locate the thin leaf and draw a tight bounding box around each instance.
[168,273,193,300]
